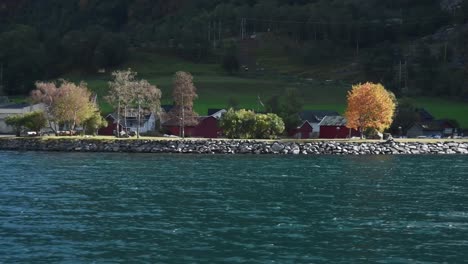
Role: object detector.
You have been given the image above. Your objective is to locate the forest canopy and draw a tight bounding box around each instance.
[1,0,467,98]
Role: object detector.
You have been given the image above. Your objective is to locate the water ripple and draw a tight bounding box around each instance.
[0,152,467,263]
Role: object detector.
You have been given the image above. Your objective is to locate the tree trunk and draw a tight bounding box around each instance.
[124,106,128,131]
[71,110,77,135]
[137,101,141,139]
[116,100,121,138]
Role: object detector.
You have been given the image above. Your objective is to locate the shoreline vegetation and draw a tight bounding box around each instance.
[1,137,467,155]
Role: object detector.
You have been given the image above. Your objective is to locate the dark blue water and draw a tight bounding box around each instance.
[0,151,467,263]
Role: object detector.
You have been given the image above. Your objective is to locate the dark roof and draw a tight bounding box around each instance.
[436,119,458,128]
[416,108,434,121]
[207,108,223,115]
[416,121,443,131]
[161,105,174,112]
[416,119,457,131]
[299,110,339,123]
[106,113,152,122]
[0,102,31,109]
[124,115,152,121]
[319,115,347,126]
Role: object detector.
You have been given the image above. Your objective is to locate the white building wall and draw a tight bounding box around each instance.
[0,104,45,133]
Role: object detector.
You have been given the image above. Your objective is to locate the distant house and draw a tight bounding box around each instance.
[161,109,226,138]
[125,112,156,134]
[98,111,157,136]
[406,120,458,138]
[289,110,339,139]
[318,115,359,139]
[0,103,45,134]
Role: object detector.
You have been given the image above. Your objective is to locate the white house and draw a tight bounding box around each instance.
[100,110,157,136]
[0,103,45,134]
[125,112,156,134]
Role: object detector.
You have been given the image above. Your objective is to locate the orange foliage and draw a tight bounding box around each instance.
[345,82,396,134]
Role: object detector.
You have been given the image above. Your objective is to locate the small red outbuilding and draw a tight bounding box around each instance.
[289,121,313,139]
[98,114,126,136]
[162,116,221,138]
[318,116,360,139]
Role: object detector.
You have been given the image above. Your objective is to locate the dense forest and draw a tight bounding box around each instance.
[1,0,468,99]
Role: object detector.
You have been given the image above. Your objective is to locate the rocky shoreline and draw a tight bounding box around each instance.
[0,138,467,155]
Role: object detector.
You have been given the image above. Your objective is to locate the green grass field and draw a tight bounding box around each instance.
[411,97,468,128]
[65,52,351,114]
[47,51,468,128]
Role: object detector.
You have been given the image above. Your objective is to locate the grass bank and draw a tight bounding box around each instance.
[18,51,465,129]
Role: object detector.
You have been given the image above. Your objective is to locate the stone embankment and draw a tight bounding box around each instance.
[0,138,468,155]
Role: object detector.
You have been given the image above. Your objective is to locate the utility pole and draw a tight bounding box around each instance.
[314,23,317,41]
[355,23,360,58]
[444,41,448,63]
[404,59,408,95]
[0,62,3,95]
[240,18,246,40]
[399,60,402,92]
[219,20,222,43]
[240,18,242,39]
[208,21,211,42]
[137,100,141,139]
[213,21,217,48]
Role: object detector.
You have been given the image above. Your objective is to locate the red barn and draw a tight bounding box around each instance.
[289,121,313,139]
[288,110,340,139]
[162,116,221,138]
[193,116,221,138]
[319,116,360,139]
[98,114,126,136]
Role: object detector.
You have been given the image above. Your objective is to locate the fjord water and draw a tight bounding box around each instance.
[0,152,467,263]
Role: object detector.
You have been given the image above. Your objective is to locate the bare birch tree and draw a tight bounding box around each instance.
[130,79,162,138]
[106,69,135,137]
[107,69,162,138]
[31,81,60,133]
[168,71,198,137]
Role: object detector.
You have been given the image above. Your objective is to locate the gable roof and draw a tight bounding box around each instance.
[106,112,153,123]
[319,115,347,126]
[207,108,223,115]
[414,119,457,131]
[416,108,434,121]
[413,122,442,131]
[299,110,340,123]
[209,109,227,119]
[161,104,174,113]
[297,121,313,129]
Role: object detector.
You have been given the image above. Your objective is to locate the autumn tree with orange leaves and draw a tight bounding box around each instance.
[345,82,396,139]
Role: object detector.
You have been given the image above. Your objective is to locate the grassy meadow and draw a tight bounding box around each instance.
[64,52,350,114]
[40,51,468,128]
